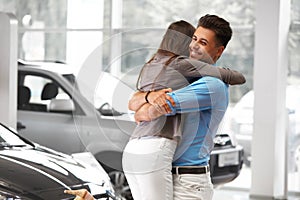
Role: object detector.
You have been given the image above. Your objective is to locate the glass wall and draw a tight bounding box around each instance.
[0,0,254,101]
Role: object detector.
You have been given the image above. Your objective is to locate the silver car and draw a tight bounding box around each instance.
[17,60,243,199]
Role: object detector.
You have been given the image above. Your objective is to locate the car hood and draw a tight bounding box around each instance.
[0,145,106,199]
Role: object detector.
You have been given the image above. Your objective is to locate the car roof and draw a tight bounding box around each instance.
[18,59,75,75]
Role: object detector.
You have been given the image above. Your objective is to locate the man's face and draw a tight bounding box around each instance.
[189,26,224,64]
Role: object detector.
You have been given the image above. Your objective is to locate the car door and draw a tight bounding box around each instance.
[17,70,85,154]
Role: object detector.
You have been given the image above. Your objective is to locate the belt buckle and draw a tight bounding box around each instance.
[201,165,208,173]
[175,166,179,175]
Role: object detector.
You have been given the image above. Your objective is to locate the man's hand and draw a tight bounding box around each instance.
[147,88,175,114]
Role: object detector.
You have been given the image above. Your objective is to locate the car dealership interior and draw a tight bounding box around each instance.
[0,0,300,199]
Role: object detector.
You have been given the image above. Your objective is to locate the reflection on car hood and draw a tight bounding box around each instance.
[0,146,105,199]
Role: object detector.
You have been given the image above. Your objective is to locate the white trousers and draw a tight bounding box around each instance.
[122,137,177,200]
[173,172,214,200]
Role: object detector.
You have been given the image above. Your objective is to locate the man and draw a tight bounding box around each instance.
[129,14,234,199]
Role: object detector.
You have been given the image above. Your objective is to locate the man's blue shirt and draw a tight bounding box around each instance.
[167,76,229,166]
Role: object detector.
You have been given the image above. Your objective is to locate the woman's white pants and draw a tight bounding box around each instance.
[122,137,177,200]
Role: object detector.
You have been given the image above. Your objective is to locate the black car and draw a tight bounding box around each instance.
[0,123,116,200]
[210,134,244,184]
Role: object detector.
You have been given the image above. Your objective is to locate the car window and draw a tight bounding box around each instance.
[18,73,73,114]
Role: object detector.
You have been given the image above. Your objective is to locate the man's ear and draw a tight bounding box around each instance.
[216,46,225,59]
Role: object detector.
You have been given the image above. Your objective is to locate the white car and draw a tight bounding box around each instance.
[231,85,300,171]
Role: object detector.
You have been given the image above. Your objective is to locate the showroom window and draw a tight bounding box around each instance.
[0,0,254,102]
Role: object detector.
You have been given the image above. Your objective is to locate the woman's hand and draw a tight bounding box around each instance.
[64,189,95,200]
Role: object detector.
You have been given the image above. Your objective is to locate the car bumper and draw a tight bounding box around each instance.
[209,145,244,185]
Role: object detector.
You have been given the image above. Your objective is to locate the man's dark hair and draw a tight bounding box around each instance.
[198,14,232,49]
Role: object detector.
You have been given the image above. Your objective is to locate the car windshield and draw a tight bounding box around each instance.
[72,72,134,113]
[0,125,27,147]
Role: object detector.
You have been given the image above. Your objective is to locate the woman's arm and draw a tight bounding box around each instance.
[135,76,229,122]
[133,89,176,123]
[128,91,148,111]
[218,67,246,85]
[134,102,168,123]
[128,88,174,112]
[177,58,246,85]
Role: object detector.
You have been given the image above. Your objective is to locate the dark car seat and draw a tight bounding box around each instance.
[17,85,31,110]
[41,82,59,100]
[18,85,47,112]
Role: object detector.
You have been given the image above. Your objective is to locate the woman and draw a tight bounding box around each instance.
[122,20,245,200]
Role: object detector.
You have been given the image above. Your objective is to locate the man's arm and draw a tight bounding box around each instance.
[167,77,227,114]
[131,88,175,123]
[128,88,174,112]
[134,77,227,122]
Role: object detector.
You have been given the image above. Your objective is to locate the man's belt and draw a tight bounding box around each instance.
[172,166,210,175]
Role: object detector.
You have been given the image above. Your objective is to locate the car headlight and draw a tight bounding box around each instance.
[71,152,116,196]
[0,191,20,200]
[214,134,232,147]
[87,182,116,199]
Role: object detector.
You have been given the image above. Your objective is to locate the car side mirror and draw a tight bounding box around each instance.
[98,102,123,116]
[49,99,75,114]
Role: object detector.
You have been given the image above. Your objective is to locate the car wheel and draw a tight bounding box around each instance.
[108,171,133,200]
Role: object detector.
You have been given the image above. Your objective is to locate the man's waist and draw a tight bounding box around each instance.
[172,157,209,167]
[172,165,210,175]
